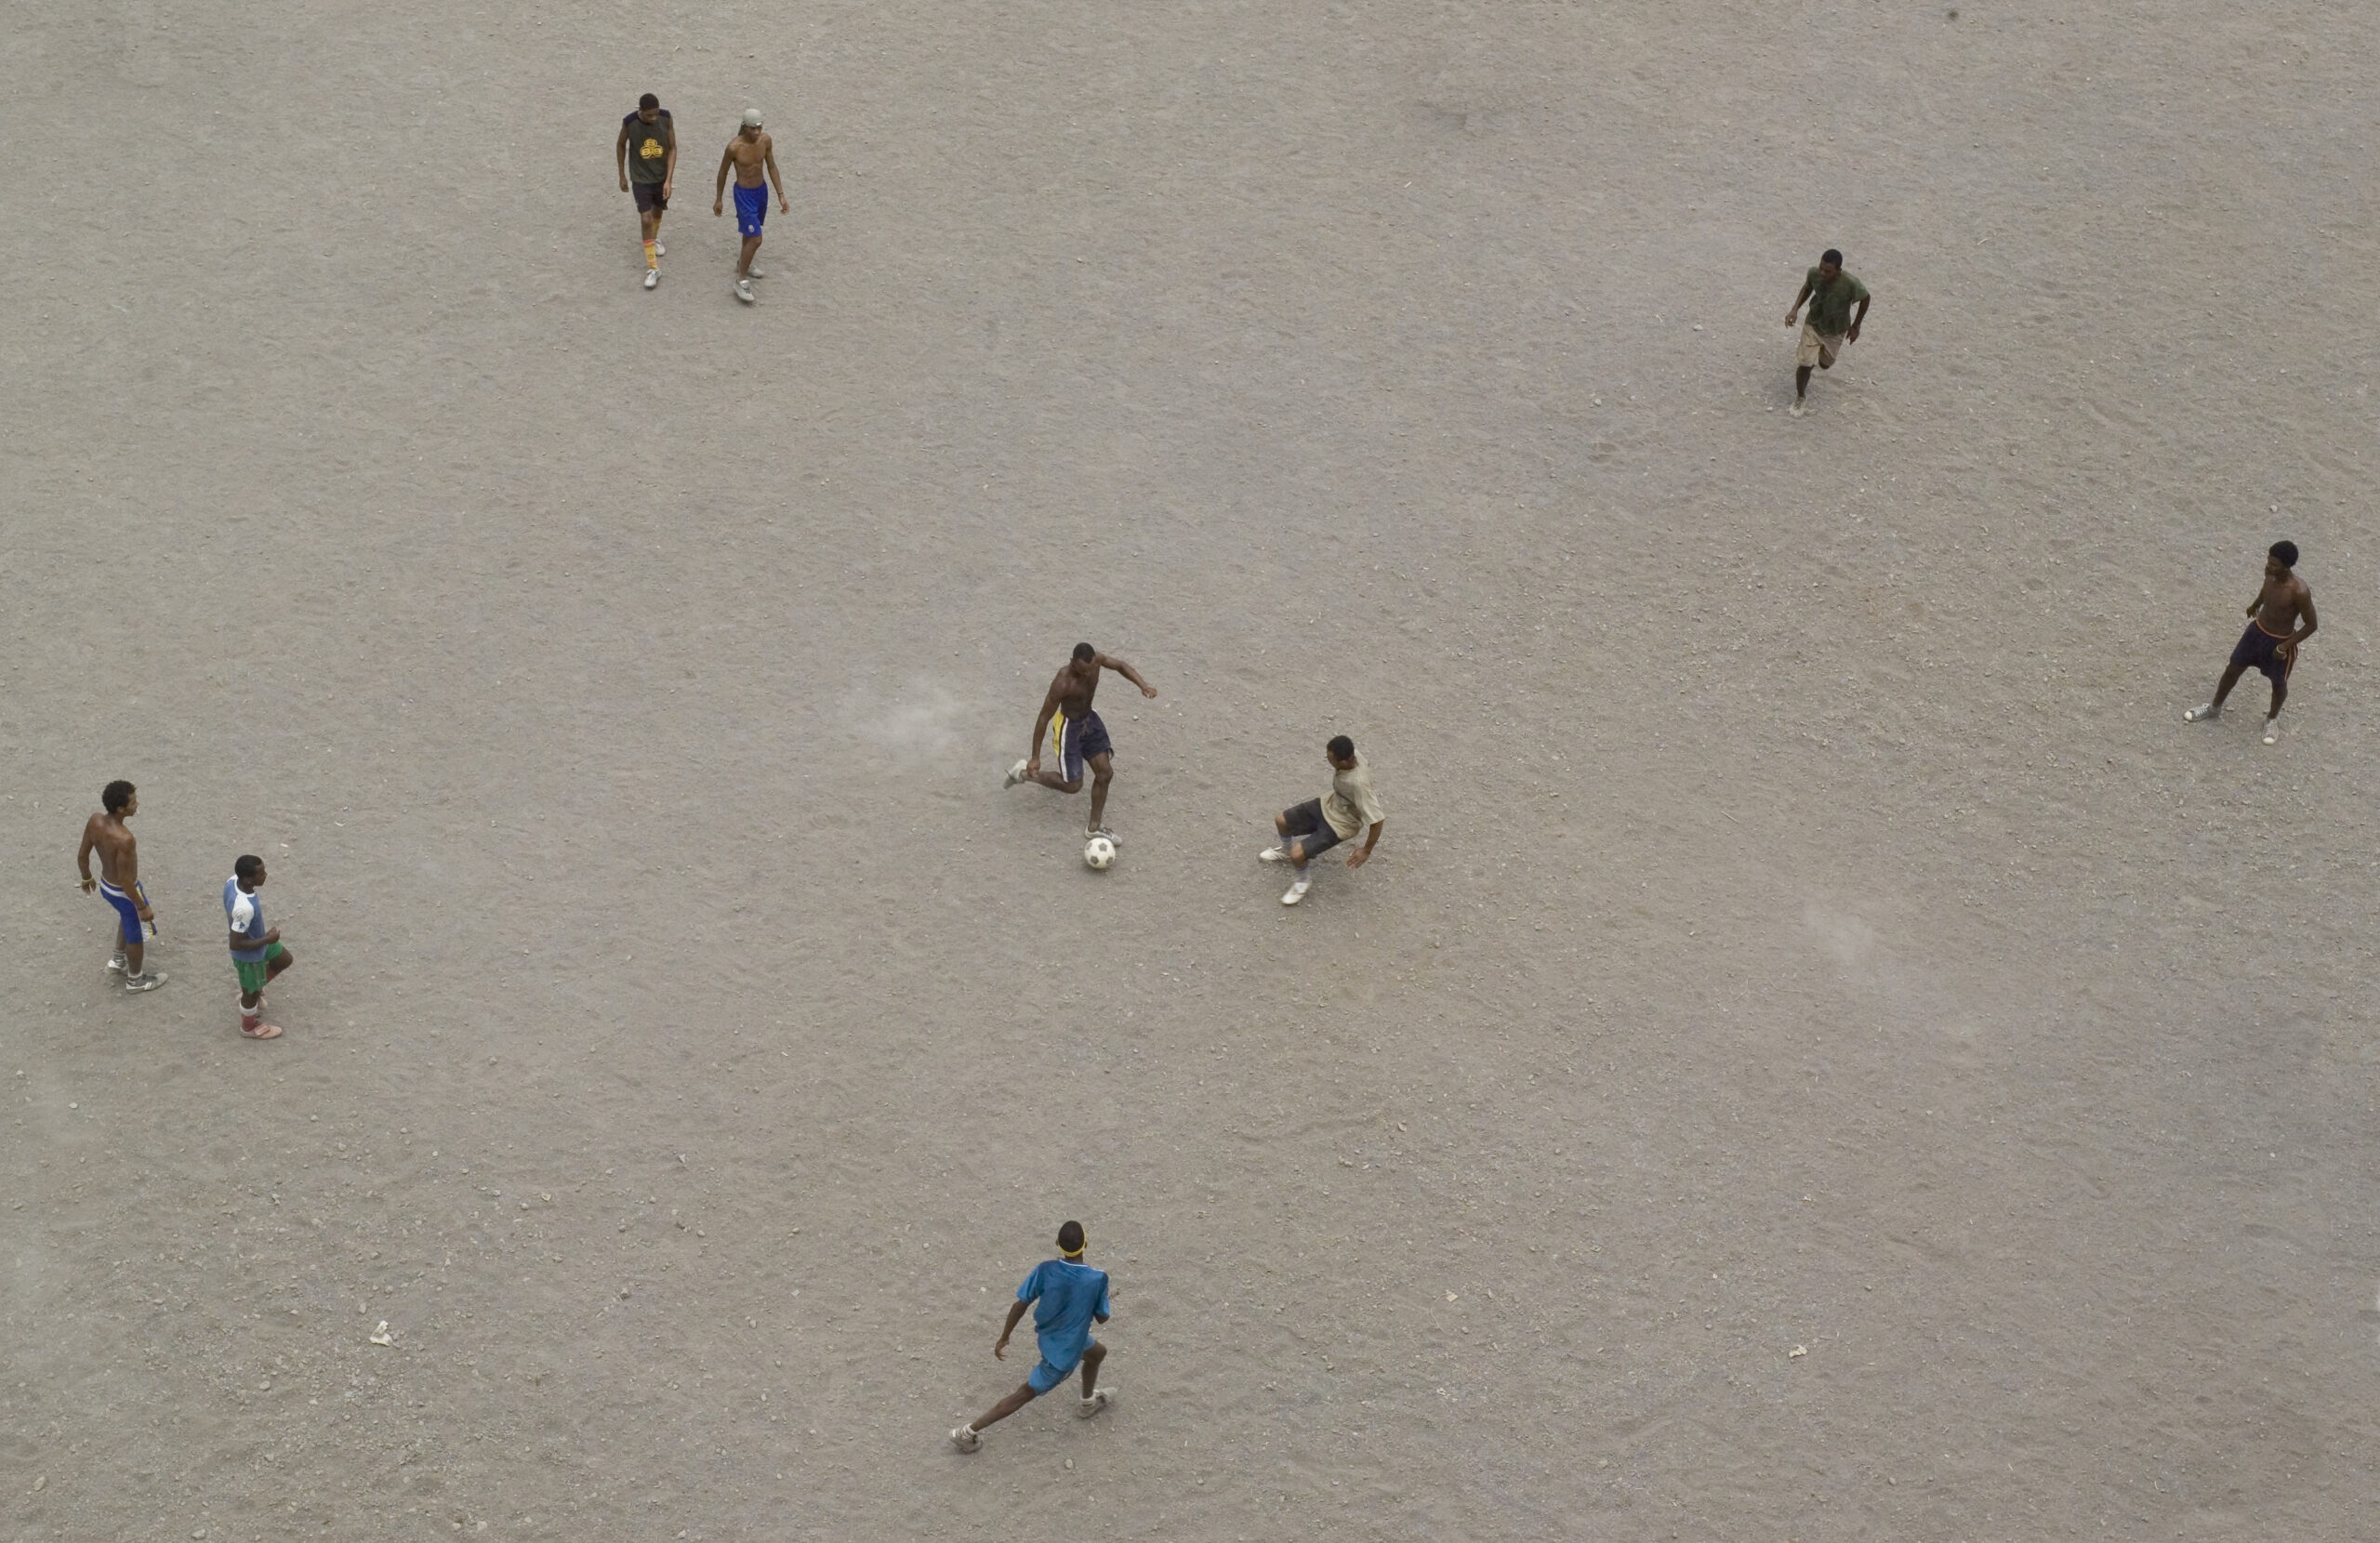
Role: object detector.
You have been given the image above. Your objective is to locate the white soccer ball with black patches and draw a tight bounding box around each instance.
[1082,835,1117,871]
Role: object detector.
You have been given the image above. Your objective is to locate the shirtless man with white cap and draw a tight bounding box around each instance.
[714,109,787,304]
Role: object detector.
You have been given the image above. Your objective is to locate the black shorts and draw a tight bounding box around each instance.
[2228,622,2294,683]
[1280,798,1343,858]
[632,181,668,214]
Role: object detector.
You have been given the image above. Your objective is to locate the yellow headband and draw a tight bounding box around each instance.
[1061,1244,1085,1259]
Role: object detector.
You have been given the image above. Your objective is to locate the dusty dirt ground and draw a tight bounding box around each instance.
[8,0,2380,1537]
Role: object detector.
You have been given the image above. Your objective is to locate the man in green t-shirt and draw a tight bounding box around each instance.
[1783,248,1871,416]
[615,94,677,289]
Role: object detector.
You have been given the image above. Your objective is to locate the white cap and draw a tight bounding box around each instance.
[741,108,763,128]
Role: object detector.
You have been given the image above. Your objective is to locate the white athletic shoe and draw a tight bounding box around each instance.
[2183,703,2220,722]
[1091,826,1119,846]
[949,1426,981,1453]
[653,241,665,257]
[643,268,658,288]
[1789,399,1806,418]
[1282,876,1312,905]
[747,262,765,279]
[735,278,756,304]
[124,970,166,993]
[108,951,126,972]
[1004,758,1030,789]
[1077,1387,1116,1418]
[2263,717,2282,745]
[1259,846,1288,864]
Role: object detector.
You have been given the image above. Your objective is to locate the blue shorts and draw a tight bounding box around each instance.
[734,183,768,238]
[99,880,153,945]
[1047,709,1113,785]
[1026,1339,1098,1393]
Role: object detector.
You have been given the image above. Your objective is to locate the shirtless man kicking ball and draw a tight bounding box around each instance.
[1004,643,1157,844]
[2186,540,2317,745]
[714,109,787,304]
[78,780,165,992]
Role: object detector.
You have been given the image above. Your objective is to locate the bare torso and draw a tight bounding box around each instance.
[2254,572,2313,637]
[726,132,770,187]
[82,813,135,887]
[1048,660,1101,719]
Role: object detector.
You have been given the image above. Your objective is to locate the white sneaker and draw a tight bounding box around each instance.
[1789,399,1806,418]
[949,1426,981,1453]
[643,268,659,289]
[1077,1387,1115,1418]
[1259,846,1287,864]
[1003,758,1029,789]
[735,279,756,304]
[2183,703,2220,722]
[747,262,765,279]
[2263,717,2282,745]
[1091,826,1118,846]
[1282,877,1311,905]
[108,951,126,972]
[653,241,665,257]
[124,970,167,993]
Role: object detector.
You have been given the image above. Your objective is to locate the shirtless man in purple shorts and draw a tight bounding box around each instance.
[2185,540,2317,745]
[77,779,165,991]
[1004,643,1157,843]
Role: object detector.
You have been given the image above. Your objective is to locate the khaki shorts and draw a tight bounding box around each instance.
[1797,323,1847,368]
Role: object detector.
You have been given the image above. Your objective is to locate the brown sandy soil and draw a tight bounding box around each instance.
[7,1,2380,1537]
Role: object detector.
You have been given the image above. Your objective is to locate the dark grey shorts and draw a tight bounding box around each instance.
[1280,798,1342,859]
[632,181,668,213]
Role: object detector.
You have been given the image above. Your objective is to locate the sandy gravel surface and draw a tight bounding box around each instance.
[7,0,2380,1537]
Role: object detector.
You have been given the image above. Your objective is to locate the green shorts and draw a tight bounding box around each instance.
[234,942,286,994]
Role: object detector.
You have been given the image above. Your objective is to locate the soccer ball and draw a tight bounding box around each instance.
[1082,835,1117,871]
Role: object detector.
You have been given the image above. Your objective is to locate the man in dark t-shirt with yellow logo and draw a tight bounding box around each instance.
[615,93,677,289]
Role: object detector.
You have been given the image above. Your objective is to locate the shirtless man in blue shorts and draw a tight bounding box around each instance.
[77,780,165,992]
[952,1221,1116,1452]
[1004,643,1157,843]
[713,109,787,304]
[2185,540,2317,745]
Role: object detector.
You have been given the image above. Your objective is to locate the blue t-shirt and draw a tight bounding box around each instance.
[224,877,269,963]
[1017,1259,1110,1371]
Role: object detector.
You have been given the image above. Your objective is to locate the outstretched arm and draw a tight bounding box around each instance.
[1099,654,1158,699]
[992,1298,1031,1357]
[1346,819,1384,868]
[1785,278,1814,323]
[1026,677,1064,771]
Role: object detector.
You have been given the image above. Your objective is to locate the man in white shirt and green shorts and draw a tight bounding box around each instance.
[1260,735,1385,905]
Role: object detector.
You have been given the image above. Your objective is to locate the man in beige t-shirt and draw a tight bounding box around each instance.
[1260,735,1385,906]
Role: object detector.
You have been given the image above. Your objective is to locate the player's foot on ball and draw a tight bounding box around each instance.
[1789,399,1806,418]
[2263,717,2282,745]
[1076,1387,1115,1418]
[735,278,756,304]
[239,1020,283,1040]
[1091,826,1118,845]
[949,1426,981,1453]
[643,268,659,288]
[1282,876,1311,905]
[1259,846,1288,864]
[1003,758,1029,789]
[2183,703,2220,722]
[124,971,166,993]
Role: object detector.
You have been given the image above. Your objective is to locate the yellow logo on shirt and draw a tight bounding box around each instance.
[640,138,666,161]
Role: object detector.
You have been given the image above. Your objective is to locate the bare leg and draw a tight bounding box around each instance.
[1086,753,1114,832]
[240,945,295,1010]
[967,1381,1039,1432]
[1028,770,1083,794]
[738,234,761,277]
[1794,364,1814,399]
[1078,1341,1106,1397]
[1274,811,1290,839]
[2267,675,2288,719]
[641,207,661,244]
[123,934,144,976]
[2208,659,2250,711]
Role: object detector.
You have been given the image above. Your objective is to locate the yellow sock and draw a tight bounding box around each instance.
[644,241,657,270]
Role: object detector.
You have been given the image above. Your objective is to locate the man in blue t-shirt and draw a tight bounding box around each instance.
[951,1221,1116,1451]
